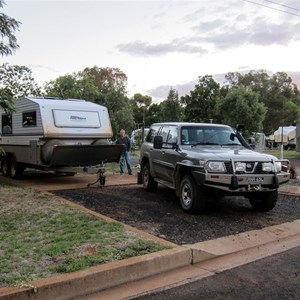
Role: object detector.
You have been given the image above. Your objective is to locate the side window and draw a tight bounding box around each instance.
[166,126,178,144]
[160,126,170,144]
[181,128,189,144]
[23,111,37,127]
[2,114,12,134]
[146,125,160,143]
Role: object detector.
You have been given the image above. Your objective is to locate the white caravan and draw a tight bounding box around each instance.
[274,126,296,150]
[0,97,123,181]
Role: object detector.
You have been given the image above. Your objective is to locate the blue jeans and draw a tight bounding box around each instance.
[120,151,133,174]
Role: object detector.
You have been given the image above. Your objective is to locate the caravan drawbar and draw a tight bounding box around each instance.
[0,97,124,180]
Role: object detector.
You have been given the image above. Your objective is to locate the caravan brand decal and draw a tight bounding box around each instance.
[70,115,87,121]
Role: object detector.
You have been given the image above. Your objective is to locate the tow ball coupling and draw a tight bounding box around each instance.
[248,184,261,191]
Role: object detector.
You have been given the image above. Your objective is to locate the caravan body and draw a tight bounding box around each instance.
[274,126,296,144]
[0,97,123,178]
[273,126,296,150]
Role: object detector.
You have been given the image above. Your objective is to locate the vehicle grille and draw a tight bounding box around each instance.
[224,161,267,174]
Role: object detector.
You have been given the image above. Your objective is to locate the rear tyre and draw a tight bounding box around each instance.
[142,162,158,192]
[180,175,206,214]
[249,190,278,212]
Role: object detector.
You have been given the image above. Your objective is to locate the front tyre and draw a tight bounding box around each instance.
[249,190,278,212]
[142,162,158,192]
[180,175,206,214]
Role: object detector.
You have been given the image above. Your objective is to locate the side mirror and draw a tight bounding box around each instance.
[153,135,163,149]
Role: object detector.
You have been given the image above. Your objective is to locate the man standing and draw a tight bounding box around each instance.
[116,129,133,175]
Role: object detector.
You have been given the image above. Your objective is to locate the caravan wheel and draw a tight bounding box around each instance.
[1,155,11,177]
[10,156,25,179]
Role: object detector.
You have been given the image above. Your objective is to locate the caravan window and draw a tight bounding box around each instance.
[2,114,12,134]
[23,111,37,127]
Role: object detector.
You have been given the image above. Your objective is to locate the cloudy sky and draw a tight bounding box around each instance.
[3,0,300,101]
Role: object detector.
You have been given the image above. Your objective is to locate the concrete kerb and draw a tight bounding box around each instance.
[0,247,192,300]
[1,221,300,300]
[187,219,300,264]
[278,184,300,196]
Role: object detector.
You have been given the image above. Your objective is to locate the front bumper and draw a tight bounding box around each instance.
[193,170,290,192]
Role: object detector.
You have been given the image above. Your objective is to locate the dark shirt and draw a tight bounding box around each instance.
[116,135,131,152]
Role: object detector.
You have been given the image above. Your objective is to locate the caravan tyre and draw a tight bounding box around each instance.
[10,157,25,179]
[2,155,11,177]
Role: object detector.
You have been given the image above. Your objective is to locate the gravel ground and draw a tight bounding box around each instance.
[53,185,300,245]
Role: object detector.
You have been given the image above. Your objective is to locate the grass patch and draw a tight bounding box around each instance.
[264,149,300,159]
[0,184,171,288]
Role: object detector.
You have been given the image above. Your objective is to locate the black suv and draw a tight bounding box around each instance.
[139,122,290,213]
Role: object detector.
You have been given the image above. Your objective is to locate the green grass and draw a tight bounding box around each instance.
[0,184,171,288]
[264,149,300,159]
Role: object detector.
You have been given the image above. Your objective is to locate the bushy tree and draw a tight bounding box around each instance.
[0,63,41,100]
[223,70,300,134]
[0,0,21,56]
[130,93,152,127]
[145,103,161,126]
[160,88,183,122]
[83,66,134,136]
[218,86,267,135]
[181,75,221,123]
[45,72,98,100]
[0,1,22,111]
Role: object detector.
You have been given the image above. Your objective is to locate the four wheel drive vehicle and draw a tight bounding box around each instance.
[139,122,290,214]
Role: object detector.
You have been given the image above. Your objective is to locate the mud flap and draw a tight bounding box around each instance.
[230,175,239,190]
[137,172,142,184]
[49,144,124,167]
[272,175,279,189]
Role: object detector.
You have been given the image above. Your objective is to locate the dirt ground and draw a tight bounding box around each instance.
[53,184,300,245]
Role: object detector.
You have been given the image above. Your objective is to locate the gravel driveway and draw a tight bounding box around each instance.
[53,185,300,245]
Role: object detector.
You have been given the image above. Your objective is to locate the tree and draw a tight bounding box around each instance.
[0,0,21,56]
[160,88,183,122]
[181,75,221,123]
[130,93,152,127]
[145,103,162,126]
[83,67,134,136]
[217,86,267,135]
[0,1,22,112]
[45,72,98,100]
[0,63,41,100]
[223,70,300,134]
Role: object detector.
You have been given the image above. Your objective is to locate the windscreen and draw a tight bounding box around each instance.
[181,126,241,146]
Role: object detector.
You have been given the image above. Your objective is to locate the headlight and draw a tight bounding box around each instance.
[206,161,226,173]
[262,162,281,173]
[262,162,274,172]
[235,162,246,172]
[274,161,282,173]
